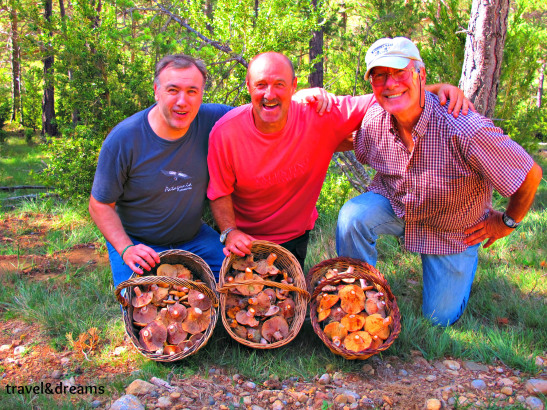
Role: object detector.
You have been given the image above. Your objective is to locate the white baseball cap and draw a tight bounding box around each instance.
[364,37,422,80]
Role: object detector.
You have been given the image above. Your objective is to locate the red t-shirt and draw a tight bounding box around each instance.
[207,96,375,243]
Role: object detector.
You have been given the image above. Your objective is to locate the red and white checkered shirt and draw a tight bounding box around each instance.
[354,92,534,255]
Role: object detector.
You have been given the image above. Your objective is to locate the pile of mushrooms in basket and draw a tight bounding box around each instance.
[130,264,213,356]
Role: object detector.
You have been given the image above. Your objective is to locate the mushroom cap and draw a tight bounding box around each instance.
[248,291,272,316]
[225,293,248,310]
[364,314,392,340]
[264,305,280,317]
[365,298,379,315]
[318,308,331,322]
[263,288,277,303]
[189,332,204,345]
[255,253,280,277]
[277,298,295,319]
[174,264,192,279]
[343,331,372,352]
[151,284,170,304]
[163,345,182,355]
[181,307,211,334]
[339,285,366,314]
[234,268,264,296]
[323,321,348,341]
[157,264,178,278]
[229,319,248,339]
[319,294,340,311]
[139,320,167,351]
[132,286,153,308]
[133,304,158,324]
[188,289,212,311]
[167,322,188,344]
[261,316,289,343]
[247,327,262,343]
[167,302,187,322]
[341,314,366,332]
[235,309,260,327]
[177,339,194,352]
[328,306,346,322]
[231,254,257,271]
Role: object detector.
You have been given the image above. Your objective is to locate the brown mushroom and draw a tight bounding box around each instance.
[323,321,348,344]
[235,308,260,327]
[247,327,262,343]
[328,306,346,322]
[150,284,170,305]
[188,289,212,311]
[178,339,194,352]
[261,316,289,342]
[229,319,248,339]
[166,322,188,344]
[133,304,157,324]
[364,314,392,340]
[255,253,280,277]
[263,288,277,303]
[234,268,264,296]
[189,333,204,344]
[163,345,182,355]
[339,285,366,314]
[248,291,272,316]
[341,314,366,332]
[232,254,257,271]
[225,293,248,310]
[343,331,372,352]
[157,264,178,277]
[277,298,295,319]
[174,264,192,279]
[263,305,280,317]
[181,307,211,334]
[139,320,167,352]
[163,295,176,305]
[132,286,153,308]
[167,302,187,322]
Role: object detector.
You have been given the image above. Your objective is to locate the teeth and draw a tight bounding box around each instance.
[386,93,403,99]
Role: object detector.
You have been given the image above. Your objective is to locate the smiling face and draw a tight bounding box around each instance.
[370,61,425,124]
[246,53,297,134]
[151,65,204,140]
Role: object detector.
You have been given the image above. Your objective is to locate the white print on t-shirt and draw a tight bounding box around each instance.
[161,170,191,181]
[165,183,192,192]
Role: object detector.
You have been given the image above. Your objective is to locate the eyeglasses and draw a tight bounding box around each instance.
[368,68,415,86]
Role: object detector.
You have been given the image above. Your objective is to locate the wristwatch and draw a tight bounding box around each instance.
[502,212,520,229]
[220,227,236,244]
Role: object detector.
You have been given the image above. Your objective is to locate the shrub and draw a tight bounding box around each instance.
[501,106,547,152]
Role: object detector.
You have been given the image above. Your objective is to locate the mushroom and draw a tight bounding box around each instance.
[232,254,257,271]
[277,298,295,319]
[150,284,170,305]
[255,253,280,277]
[370,334,383,350]
[181,307,211,334]
[227,306,242,319]
[163,295,176,305]
[328,306,346,322]
[341,314,366,332]
[139,320,167,352]
[263,305,280,317]
[225,293,248,310]
[235,308,260,327]
[323,321,348,345]
[261,316,289,343]
[174,264,192,279]
[247,327,262,343]
[188,289,212,311]
[178,339,194,352]
[133,304,157,324]
[365,290,386,317]
[339,285,366,314]
[318,294,339,311]
[163,345,182,355]
[248,291,272,316]
[340,266,356,283]
[157,264,178,277]
[234,268,264,296]
[167,302,187,322]
[189,333,204,344]
[263,288,277,303]
[318,308,331,322]
[132,286,153,308]
[364,314,392,340]
[343,331,372,352]
[166,322,188,344]
[229,319,248,339]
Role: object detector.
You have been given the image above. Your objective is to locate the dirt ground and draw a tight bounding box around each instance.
[0,216,545,409]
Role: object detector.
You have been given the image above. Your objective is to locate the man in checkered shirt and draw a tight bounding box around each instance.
[336,37,543,326]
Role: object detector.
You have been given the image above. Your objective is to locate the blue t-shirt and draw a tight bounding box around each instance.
[91,103,232,246]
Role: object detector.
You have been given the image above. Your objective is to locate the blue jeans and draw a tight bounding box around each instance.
[106,223,225,288]
[336,192,479,326]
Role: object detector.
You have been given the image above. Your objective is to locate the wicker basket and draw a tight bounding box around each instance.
[115,249,219,362]
[218,240,310,349]
[306,257,401,360]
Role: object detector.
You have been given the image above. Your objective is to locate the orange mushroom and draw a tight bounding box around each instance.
[166,322,188,345]
[248,291,272,316]
[341,314,366,332]
[157,264,178,278]
[364,314,392,340]
[163,345,182,355]
[234,268,264,296]
[133,304,157,324]
[318,308,331,322]
[132,286,153,308]
[255,253,280,277]
[323,321,348,344]
[139,320,167,352]
[339,285,366,314]
[277,298,295,319]
[343,331,372,352]
[174,264,192,279]
[235,308,260,327]
[188,289,212,311]
[232,254,257,271]
[261,316,289,343]
[181,307,211,334]
[318,294,339,311]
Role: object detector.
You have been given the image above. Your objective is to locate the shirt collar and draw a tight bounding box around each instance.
[413,91,433,138]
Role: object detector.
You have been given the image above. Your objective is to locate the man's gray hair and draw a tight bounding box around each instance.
[414,60,425,72]
[154,54,207,86]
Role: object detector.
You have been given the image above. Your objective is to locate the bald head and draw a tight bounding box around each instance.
[247,52,296,81]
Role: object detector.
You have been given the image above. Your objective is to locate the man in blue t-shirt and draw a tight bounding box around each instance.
[90,55,232,286]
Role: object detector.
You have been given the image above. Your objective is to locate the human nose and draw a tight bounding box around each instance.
[384,73,398,88]
[263,85,275,100]
[176,92,188,106]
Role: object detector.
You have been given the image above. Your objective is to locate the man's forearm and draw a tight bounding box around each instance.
[505,162,543,222]
[210,195,237,232]
[89,195,133,254]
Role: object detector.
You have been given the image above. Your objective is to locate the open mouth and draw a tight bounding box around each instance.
[262,101,280,110]
[174,110,189,117]
[385,92,404,99]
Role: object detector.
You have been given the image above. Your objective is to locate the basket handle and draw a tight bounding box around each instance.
[115,276,219,308]
[217,279,310,301]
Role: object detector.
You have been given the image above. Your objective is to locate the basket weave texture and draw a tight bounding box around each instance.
[218,240,310,349]
[115,249,219,362]
[306,256,401,360]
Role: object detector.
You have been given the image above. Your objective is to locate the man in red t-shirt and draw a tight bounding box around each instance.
[207,52,470,268]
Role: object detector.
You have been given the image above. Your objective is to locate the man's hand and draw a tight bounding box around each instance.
[463,210,514,248]
[223,229,255,257]
[293,87,337,115]
[122,244,161,275]
[436,84,475,117]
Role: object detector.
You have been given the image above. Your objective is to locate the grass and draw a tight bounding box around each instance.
[0,133,546,404]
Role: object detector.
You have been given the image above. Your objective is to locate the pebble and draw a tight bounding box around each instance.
[361,364,374,375]
[51,369,63,379]
[126,379,156,396]
[335,389,360,401]
[471,379,487,390]
[318,373,331,385]
[398,369,408,377]
[500,386,513,396]
[526,396,545,410]
[62,377,75,388]
[0,345,10,352]
[156,396,172,408]
[170,392,181,399]
[242,396,252,405]
[334,394,348,405]
[425,375,436,382]
[251,406,265,410]
[495,367,504,373]
[526,379,547,394]
[425,398,442,410]
[90,400,101,408]
[13,346,26,355]
[463,361,489,372]
[109,394,145,410]
[60,357,70,366]
[113,346,127,356]
[244,381,257,390]
[443,360,460,371]
[233,374,241,382]
[498,377,514,386]
[271,400,283,410]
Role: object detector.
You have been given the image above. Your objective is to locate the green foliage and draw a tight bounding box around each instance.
[41,126,103,201]
[21,66,42,131]
[501,106,547,151]
[0,98,11,144]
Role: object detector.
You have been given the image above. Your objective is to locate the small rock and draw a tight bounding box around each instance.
[334,394,348,405]
[126,379,156,396]
[60,357,70,366]
[425,398,441,410]
[244,381,256,390]
[471,379,487,390]
[318,373,331,385]
[91,400,101,408]
[498,377,514,387]
[399,369,408,377]
[501,386,513,396]
[13,346,26,356]
[526,396,545,410]
[526,379,547,395]
[443,360,460,371]
[233,374,241,382]
[251,406,265,410]
[361,364,374,375]
[113,346,127,356]
[51,369,63,379]
[495,367,504,373]
[156,396,172,409]
[170,392,181,399]
[333,372,344,382]
[463,361,489,372]
[535,356,544,367]
[458,395,469,405]
[109,394,145,410]
[0,345,10,352]
[296,392,308,403]
[425,375,436,382]
[413,356,432,369]
[271,400,284,410]
[149,391,159,398]
[359,397,375,408]
[242,396,252,405]
[62,377,75,388]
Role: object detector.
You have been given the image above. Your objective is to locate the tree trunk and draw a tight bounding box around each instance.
[458,0,510,118]
[308,0,324,88]
[10,2,22,123]
[537,62,545,109]
[42,0,57,137]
